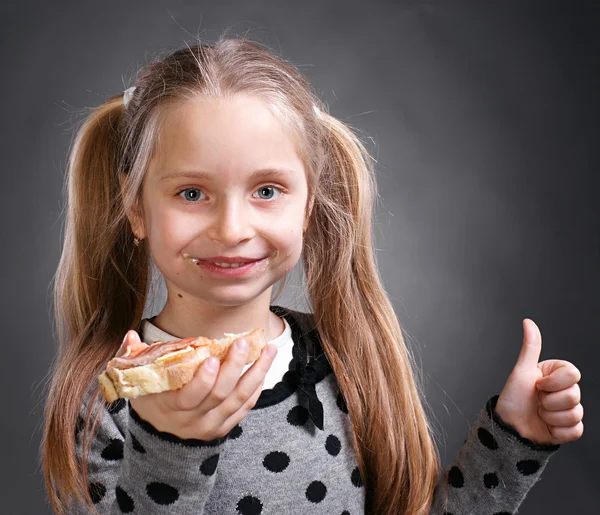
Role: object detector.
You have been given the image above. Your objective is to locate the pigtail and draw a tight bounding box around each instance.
[41,93,151,515]
[303,111,445,514]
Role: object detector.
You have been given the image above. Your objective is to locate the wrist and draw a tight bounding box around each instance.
[494,399,534,441]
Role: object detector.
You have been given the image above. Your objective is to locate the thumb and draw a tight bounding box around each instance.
[116,329,146,358]
[127,329,142,343]
[513,318,542,372]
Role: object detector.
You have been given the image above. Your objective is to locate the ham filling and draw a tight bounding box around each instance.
[108,337,202,370]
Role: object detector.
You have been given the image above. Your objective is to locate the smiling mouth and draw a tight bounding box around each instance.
[182,251,279,269]
[182,255,250,268]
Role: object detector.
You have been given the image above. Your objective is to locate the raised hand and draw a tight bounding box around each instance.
[494,319,584,446]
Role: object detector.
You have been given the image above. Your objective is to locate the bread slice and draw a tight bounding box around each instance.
[98,328,266,402]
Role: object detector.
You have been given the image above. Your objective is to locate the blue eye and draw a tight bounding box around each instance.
[178,188,205,202]
[253,186,282,200]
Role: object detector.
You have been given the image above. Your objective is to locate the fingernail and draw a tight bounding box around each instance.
[237,339,249,352]
[266,345,277,358]
[205,357,219,371]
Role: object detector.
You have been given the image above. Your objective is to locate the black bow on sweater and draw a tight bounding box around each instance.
[269,305,333,431]
[292,355,330,430]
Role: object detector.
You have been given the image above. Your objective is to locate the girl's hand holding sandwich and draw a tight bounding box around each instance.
[127,330,278,441]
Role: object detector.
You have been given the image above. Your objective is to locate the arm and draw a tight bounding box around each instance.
[72,398,226,514]
[429,394,560,514]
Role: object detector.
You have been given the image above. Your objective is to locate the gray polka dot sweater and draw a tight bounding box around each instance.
[75,306,560,514]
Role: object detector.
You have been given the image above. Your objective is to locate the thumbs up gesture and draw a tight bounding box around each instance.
[494,319,584,446]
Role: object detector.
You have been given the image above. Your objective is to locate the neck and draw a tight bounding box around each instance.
[151,293,285,342]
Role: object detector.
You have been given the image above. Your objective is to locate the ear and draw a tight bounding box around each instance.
[119,173,146,240]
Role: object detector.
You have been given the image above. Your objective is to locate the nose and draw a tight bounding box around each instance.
[206,197,255,245]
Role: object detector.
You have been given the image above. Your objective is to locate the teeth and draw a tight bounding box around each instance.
[213,262,247,268]
[183,253,259,268]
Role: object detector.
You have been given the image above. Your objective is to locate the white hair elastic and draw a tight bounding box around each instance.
[123,86,136,108]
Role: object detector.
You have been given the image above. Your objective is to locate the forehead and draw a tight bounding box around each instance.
[148,94,305,182]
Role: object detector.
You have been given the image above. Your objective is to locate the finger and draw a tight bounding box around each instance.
[116,330,148,358]
[220,377,266,435]
[548,421,584,443]
[539,383,581,411]
[214,344,277,420]
[165,356,221,411]
[538,403,584,427]
[199,338,253,412]
[536,363,581,392]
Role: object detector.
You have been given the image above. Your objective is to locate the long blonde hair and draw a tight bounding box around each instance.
[41,36,447,515]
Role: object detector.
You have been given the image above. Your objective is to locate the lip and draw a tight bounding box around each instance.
[181,253,265,264]
[182,252,277,278]
[201,256,264,264]
[187,256,270,277]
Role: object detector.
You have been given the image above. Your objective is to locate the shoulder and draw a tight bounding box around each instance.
[75,392,129,461]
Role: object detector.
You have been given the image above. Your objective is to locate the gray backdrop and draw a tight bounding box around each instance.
[2,0,597,513]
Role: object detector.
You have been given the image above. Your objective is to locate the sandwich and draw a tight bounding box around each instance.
[98,327,267,402]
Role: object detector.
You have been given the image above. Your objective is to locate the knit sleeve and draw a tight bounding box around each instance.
[429,394,560,514]
[72,398,227,514]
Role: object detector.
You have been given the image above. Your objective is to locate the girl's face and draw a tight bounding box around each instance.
[136,94,309,307]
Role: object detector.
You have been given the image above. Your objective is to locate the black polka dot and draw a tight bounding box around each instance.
[263,451,290,473]
[236,495,263,514]
[492,512,512,515]
[200,454,220,476]
[287,405,309,426]
[517,459,540,476]
[351,467,364,488]
[448,466,464,488]
[129,431,146,453]
[306,480,327,503]
[336,392,349,414]
[101,439,124,461]
[483,472,499,488]
[325,434,341,456]
[88,482,106,504]
[341,511,351,515]
[443,512,455,515]
[228,424,243,440]
[107,398,127,415]
[115,486,134,513]
[477,427,499,450]
[146,482,179,505]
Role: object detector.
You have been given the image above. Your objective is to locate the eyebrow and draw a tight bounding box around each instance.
[159,168,296,182]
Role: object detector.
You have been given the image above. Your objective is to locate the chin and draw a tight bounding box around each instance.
[200,290,275,308]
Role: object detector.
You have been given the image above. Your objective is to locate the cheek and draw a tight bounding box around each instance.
[280,229,305,262]
[143,216,188,271]
[147,209,193,246]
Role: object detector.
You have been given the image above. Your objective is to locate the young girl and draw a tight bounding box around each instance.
[42,37,583,515]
